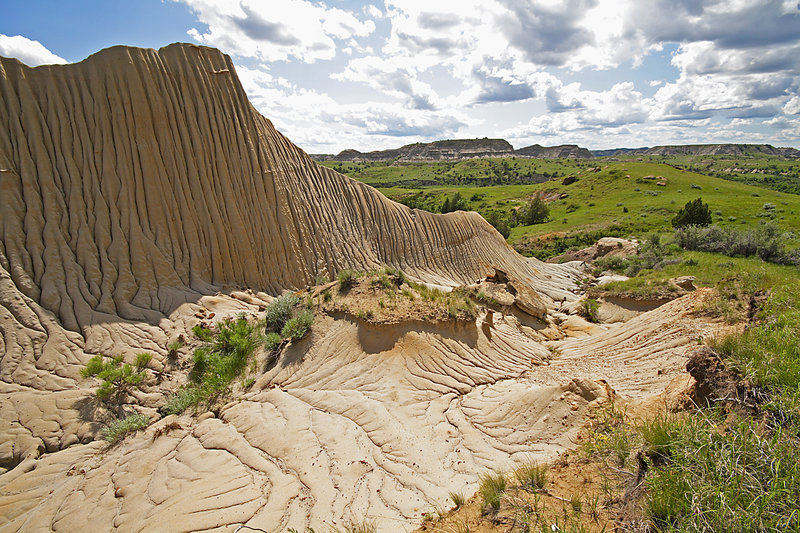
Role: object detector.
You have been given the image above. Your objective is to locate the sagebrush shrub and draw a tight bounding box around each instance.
[266,293,299,331]
[281,309,314,341]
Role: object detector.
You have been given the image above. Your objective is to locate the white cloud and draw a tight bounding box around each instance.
[171,0,800,150]
[784,96,800,115]
[332,55,441,109]
[177,0,376,62]
[0,34,67,66]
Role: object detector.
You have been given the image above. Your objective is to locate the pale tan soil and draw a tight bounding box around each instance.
[0,43,727,533]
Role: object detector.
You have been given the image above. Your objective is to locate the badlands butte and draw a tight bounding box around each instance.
[0,43,730,532]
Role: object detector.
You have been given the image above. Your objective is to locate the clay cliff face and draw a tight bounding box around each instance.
[0,43,577,468]
[0,43,569,333]
[0,43,725,533]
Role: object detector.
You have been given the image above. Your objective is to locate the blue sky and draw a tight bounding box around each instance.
[2,0,799,153]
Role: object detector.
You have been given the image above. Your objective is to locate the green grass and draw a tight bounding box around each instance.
[645,412,800,532]
[639,277,800,531]
[327,157,800,258]
[101,412,149,443]
[714,284,800,410]
[479,472,507,515]
[514,460,548,491]
[449,491,466,509]
[633,152,800,195]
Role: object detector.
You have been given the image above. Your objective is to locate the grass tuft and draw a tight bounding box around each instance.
[449,491,465,509]
[479,472,507,515]
[514,460,548,491]
[101,412,149,443]
[337,269,357,289]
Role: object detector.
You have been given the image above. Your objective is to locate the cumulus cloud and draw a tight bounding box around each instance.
[784,96,800,115]
[177,0,376,62]
[0,34,67,66]
[332,56,440,110]
[496,0,596,66]
[172,0,800,150]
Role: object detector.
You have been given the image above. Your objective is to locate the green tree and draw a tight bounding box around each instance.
[672,198,712,228]
[441,192,466,213]
[518,196,550,225]
[81,353,152,403]
[485,211,511,239]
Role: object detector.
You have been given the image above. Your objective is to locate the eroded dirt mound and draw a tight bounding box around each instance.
[0,43,578,467]
[0,287,726,532]
[0,43,728,533]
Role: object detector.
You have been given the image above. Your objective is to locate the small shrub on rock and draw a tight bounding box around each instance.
[264,332,282,352]
[81,354,151,402]
[101,413,149,444]
[281,309,314,341]
[337,269,357,289]
[266,293,299,331]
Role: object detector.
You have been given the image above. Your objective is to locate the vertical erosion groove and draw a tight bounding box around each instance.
[0,43,558,333]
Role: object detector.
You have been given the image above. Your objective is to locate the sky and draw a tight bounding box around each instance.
[1,0,799,154]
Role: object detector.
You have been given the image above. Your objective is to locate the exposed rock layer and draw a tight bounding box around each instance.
[0,43,580,472]
[312,140,592,162]
[591,143,800,158]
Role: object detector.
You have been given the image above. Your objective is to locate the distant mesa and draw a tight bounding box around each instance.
[312,138,592,162]
[591,144,800,158]
[315,141,800,162]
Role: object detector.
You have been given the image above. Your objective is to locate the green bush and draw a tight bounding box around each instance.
[191,324,213,342]
[440,192,467,213]
[515,196,550,225]
[101,413,149,443]
[281,309,314,341]
[674,223,799,265]
[264,332,283,352]
[168,315,264,414]
[266,293,300,331]
[581,298,600,323]
[672,197,712,228]
[337,269,357,289]
[81,354,151,402]
[485,211,511,239]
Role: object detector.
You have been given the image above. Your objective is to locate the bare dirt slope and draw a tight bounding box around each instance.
[0,289,722,533]
[0,43,722,533]
[0,42,575,466]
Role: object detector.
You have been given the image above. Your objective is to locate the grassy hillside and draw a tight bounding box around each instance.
[324,158,800,257]
[618,153,800,194]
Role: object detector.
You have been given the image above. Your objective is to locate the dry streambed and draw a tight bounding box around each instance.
[0,281,723,533]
